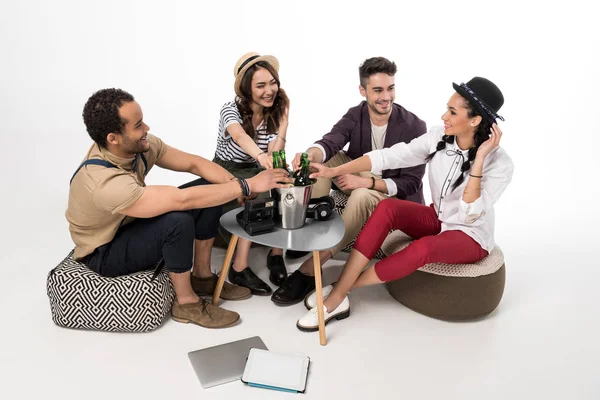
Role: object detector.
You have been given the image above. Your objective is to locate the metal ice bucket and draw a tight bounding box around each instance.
[272,184,313,229]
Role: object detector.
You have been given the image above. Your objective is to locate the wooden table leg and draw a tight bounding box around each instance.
[313,250,327,346]
[212,235,239,305]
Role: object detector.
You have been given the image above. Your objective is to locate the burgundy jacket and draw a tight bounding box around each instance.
[314,101,426,204]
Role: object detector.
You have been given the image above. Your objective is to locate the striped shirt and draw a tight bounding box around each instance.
[214,101,276,163]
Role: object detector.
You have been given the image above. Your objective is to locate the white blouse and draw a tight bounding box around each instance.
[367,126,514,252]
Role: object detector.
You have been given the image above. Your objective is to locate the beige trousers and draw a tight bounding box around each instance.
[311,151,388,256]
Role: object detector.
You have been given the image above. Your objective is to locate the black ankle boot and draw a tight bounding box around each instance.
[285,250,310,259]
[267,250,287,286]
[228,266,272,296]
[271,270,316,305]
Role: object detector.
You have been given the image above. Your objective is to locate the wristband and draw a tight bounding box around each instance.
[370,177,376,189]
[241,178,250,197]
[234,177,250,197]
[469,174,483,178]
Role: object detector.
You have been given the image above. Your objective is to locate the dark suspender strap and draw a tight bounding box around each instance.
[140,153,148,175]
[132,153,149,176]
[150,258,165,281]
[70,159,117,185]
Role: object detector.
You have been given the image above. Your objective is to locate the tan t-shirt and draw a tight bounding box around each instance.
[66,134,167,259]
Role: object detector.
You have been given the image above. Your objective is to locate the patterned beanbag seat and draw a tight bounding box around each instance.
[47,251,175,332]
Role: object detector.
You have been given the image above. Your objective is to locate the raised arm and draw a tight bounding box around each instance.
[118,183,243,218]
[227,123,272,169]
[118,169,293,219]
[311,128,437,180]
[458,124,513,224]
[292,108,355,171]
[462,123,502,204]
[313,109,356,162]
[157,144,235,184]
[269,104,289,153]
[309,155,373,179]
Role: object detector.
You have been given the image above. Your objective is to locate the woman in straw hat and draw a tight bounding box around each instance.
[295,77,514,331]
[212,52,290,295]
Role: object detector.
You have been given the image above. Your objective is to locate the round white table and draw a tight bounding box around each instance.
[213,207,344,345]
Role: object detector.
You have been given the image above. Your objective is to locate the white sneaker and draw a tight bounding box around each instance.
[303,285,334,310]
[296,296,350,332]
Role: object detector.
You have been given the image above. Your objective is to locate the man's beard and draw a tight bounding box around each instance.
[124,137,149,154]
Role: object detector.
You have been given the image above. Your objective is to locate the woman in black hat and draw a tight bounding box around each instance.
[209,52,290,296]
[296,77,514,331]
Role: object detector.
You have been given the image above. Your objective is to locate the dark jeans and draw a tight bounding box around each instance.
[85,178,222,277]
[212,156,276,247]
[212,156,266,213]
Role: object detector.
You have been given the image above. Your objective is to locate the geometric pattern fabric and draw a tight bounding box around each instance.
[47,251,175,332]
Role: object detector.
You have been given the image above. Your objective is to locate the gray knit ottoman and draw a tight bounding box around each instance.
[47,251,175,332]
[380,231,506,321]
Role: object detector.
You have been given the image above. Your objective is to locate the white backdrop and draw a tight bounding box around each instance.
[1,0,599,255]
[1,0,599,398]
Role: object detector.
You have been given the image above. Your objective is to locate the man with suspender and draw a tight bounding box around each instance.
[66,88,292,329]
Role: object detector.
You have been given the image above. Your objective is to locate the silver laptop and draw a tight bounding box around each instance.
[188,336,268,388]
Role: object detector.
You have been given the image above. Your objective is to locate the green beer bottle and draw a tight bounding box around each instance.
[279,149,293,177]
[272,150,282,169]
[279,150,287,169]
[294,152,311,186]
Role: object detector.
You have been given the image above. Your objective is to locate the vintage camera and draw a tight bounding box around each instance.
[236,197,276,236]
[306,195,335,221]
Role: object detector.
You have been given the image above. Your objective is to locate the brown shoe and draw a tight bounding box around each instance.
[191,274,251,301]
[171,299,240,328]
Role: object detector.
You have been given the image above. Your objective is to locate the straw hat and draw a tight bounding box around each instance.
[233,52,280,98]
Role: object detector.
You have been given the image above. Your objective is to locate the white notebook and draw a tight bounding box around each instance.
[241,348,310,393]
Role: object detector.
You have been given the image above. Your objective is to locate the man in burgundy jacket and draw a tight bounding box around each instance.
[271,57,427,305]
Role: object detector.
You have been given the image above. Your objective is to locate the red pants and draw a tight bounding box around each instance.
[353,199,489,282]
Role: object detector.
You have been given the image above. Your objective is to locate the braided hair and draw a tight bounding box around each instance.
[425,99,493,190]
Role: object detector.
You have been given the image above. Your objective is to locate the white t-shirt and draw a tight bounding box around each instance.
[370,121,387,179]
[370,121,388,151]
[214,101,276,163]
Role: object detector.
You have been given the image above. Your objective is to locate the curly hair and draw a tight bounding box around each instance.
[425,96,492,190]
[235,61,289,139]
[82,88,135,147]
[359,57,397,88]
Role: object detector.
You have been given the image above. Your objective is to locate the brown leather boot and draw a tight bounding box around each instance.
[191,274,251,300]
[171,299,240,328]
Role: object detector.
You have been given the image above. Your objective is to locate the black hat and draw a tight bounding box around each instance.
[453,77,505,123]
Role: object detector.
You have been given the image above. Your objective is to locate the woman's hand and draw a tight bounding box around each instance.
[476,123,503,161]
[257,152,273,169]
[280,103,289,130]
[308,162,336,179]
